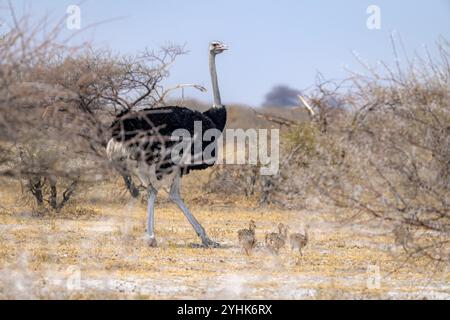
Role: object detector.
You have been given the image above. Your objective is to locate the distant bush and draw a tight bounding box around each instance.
[313,40,450,265]
[263,85,302,107]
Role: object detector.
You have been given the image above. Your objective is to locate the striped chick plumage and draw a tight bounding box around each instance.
[265,223,288,254]
[290,226,309,255]
[238,220,257,255]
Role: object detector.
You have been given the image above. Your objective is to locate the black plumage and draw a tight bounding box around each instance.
[110,105,227,178]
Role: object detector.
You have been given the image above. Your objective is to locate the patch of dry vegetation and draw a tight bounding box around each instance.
[0,176,449,299]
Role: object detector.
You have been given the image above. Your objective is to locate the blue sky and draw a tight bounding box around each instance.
[3,0,450,105]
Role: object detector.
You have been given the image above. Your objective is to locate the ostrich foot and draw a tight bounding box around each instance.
[148,237,158,247]
[145,234,158,247]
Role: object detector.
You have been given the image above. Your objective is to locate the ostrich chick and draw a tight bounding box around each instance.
[290,225,309,256]
[238,220,257,255]
[265,223,288,254]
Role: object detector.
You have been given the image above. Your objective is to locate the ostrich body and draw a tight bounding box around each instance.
[238,220,257,255]
[106,41,228,248]
[290,226,309,255]
[265,223,288,254]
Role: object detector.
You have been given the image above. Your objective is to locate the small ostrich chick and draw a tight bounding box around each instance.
[290,225,309,256]
[238,220,257,255]
[265,223,288,254]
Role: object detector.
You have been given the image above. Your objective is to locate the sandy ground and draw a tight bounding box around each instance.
[0,175,449,300]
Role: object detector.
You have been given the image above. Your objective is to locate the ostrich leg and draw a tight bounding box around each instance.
[169,174,220,248]
[146,186,158,247]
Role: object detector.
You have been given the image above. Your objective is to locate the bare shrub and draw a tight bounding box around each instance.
[208,78,347,207]
[314,40,450,264]
[0,8,189,209]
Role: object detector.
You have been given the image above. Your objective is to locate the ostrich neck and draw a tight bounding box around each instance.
[209,53,222,107]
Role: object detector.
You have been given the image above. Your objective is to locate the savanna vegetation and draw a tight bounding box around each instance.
[0,9,448,299]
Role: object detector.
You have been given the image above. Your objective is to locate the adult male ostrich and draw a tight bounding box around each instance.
[106,41,228,248]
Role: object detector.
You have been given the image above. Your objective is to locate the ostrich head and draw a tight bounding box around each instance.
[249,220,256,231]
[209,41,228,55]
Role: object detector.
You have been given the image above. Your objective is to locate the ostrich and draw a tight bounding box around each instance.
[237,220,257,255]
[265,223,288,254]
[106,41,228,248]
[290,225,309,256]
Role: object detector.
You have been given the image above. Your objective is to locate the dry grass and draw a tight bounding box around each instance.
[0,171,448,300]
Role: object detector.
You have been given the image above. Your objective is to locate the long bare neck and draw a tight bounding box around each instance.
[209,52,221,107]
